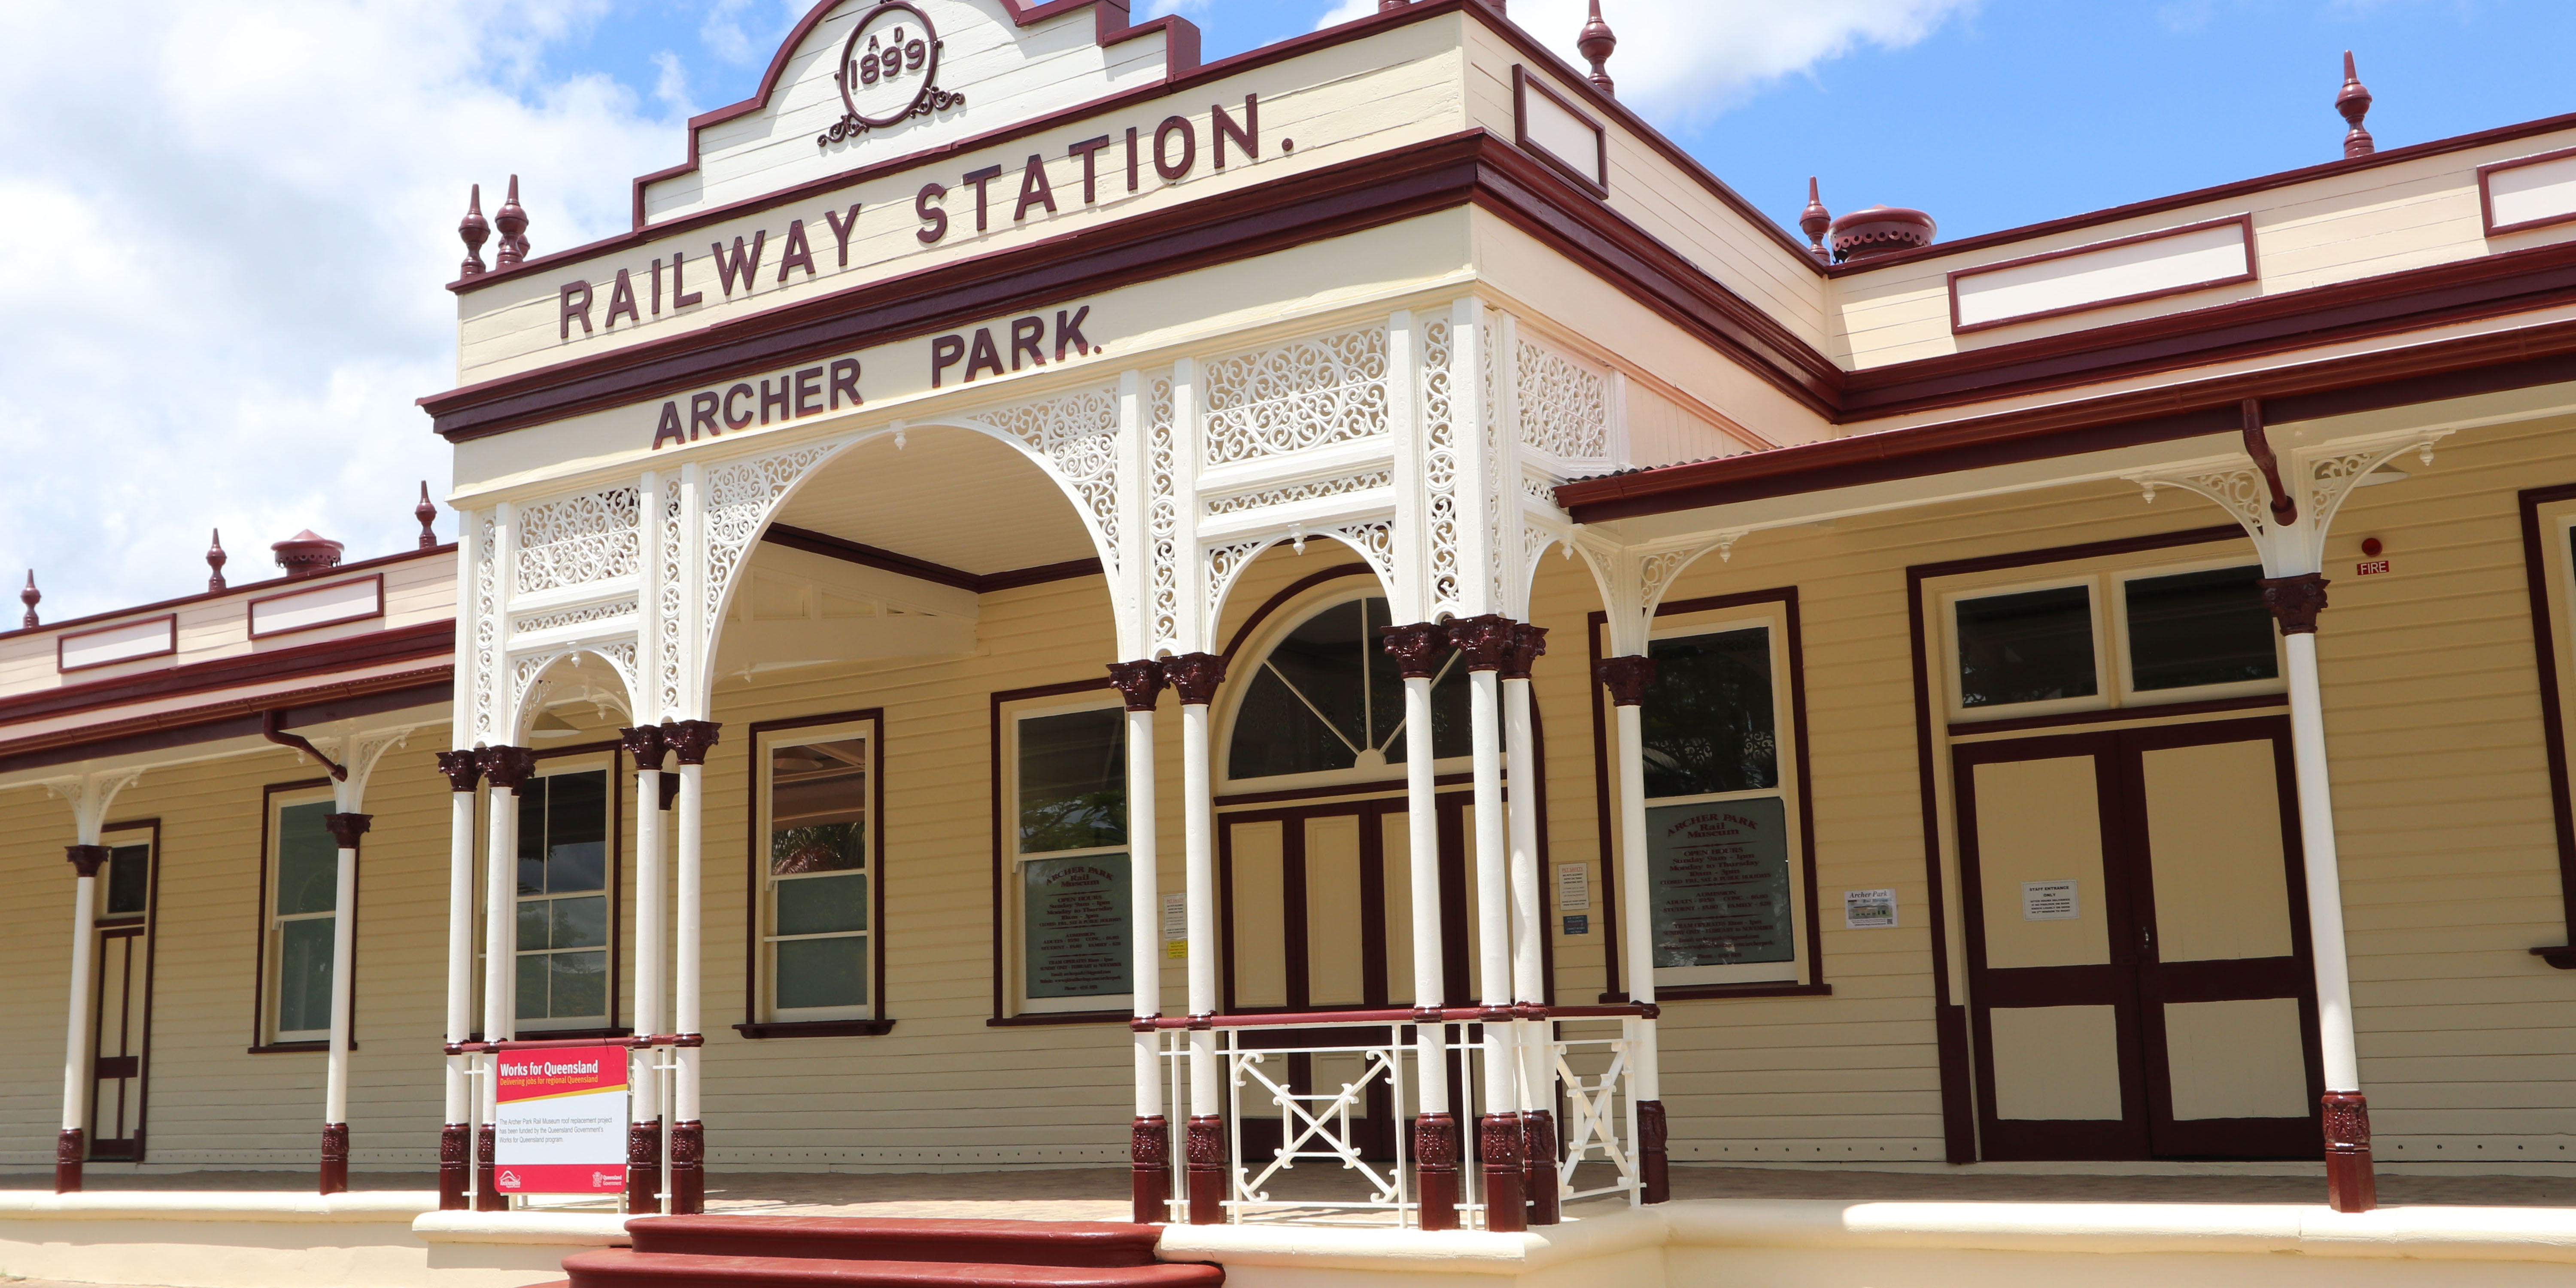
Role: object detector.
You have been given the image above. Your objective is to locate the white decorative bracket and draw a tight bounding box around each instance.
[2122,428,2451,576]
[43,768,147,846]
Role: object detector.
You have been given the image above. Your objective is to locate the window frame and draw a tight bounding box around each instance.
[1215,585,1473,795]
[2109,556,2289,707]
[1942,572,2112,723]
[742,709,890,1037]
[510,753,619,1035]
[1945,559,2286,725]
[1591,587,1829,1004]
[999,688,1137,1018]
[2518,486,2576,960]
[254,779,340,1048]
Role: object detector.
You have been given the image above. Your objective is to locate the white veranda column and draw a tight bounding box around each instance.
[1598,656,1671,1203]
[1503,624,1556,1223]
[319,809,371,1194]
[1452,618,1526,1231]
[435,752,481,1210]
[55,848,104,1194]
[477,746,535,1210]
[624,726,671,1213]
[1109,662,1171,1223]
[1381,625,1460,1230]
[665,720,720,1214]
[1164,654,1225,1224]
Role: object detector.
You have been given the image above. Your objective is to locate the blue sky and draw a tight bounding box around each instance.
[544,0,2576,242]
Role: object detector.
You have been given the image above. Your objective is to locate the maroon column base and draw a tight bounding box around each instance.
[1184,1115,1225,1225]
[1522,1110,1560,1226]
[670,1120,705,1215]
[54,1128,82,1194]
[1637,1099,1671,1205]
[2323,1091,2376,1213]
[437,1124,470,1211]
[319,1123,350,1195]
[1414,1112,1460,1231]
[626,1120,662,1214]
[1131,1115,1171,1224]
[1480,1113,1527,1232]
[474,1123,502,1212]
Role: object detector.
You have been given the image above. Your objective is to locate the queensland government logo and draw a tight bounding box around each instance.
[818,1,963,149]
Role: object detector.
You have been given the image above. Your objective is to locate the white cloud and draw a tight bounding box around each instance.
[1320,0,1975,122]
[0,0,687,621]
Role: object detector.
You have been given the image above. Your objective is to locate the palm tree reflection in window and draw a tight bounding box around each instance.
[1640,628,1778,800]
[1227,597,1470,781]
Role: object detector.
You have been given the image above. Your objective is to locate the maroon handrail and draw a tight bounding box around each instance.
[444,1032,704,1055]
[1130,1002,1654,1032]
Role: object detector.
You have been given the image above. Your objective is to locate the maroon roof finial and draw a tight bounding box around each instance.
[20,570,39,629]
[272,530,346,580]
[459,183,490,278]
[207,529,229,592]
[1829,204,1937,262]
[495,175,530,268]
[1378,0,1407,10]
[416,482,440,549]
[2337,50,2375,159]
[1799,177,1833,264]
[1577,0,1617,94]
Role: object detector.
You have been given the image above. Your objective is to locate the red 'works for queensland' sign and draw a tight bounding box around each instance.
[494,1046,629,1195]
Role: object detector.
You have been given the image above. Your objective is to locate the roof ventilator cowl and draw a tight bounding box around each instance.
[1828,204,1936,263]
[272,531,346,579]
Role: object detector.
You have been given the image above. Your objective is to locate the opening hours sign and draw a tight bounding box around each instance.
[494,1046,629,1194]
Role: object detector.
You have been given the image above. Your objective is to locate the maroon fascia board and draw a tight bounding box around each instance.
[0,620,455,726]
[0,676,455,779]
[0,544,453,645]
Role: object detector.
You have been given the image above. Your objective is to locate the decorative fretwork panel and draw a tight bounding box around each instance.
[1422,319,1461,617]
[1206,538,1273,632]
[1516,337,1610,465]
[474,514,499,739]
[1203,470,1394,516]
[1148,377,1181,651]
[1201,327,1390,466]
[516,487,641,594]
[1483,319,1507,612]
[513,598,639,636]
[1331,521,1396,586]
[658,490,685,719]
[981,385,1122,577]
[703,446,840,659]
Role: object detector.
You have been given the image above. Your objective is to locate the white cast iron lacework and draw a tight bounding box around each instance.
[1483,322,1508,612]
[514,598,639,636]
[1331,521,1396,583]
[1422,319,1461,617]
[2309,436,2442,530]
[1203,469,1394,516]
[1517,338,1610,465]
[474,515,498,740]
[659,490,686,718]
[515,487,641,593]
[1206,538,1274,630]
[1201,327,1389,466]
[2135,467,2273,535]
[703,446,839,658]
[1148,377,1180,651]
[980,385,1122,577]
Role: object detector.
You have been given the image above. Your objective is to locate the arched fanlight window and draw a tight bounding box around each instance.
[1227,596,1470,781]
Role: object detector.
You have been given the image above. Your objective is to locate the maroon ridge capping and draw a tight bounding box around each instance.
[553,1216,1221,1288]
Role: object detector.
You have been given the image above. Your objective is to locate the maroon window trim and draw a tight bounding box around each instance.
[1947,215,2258,336]
[1512,65,1608,198]
[741,708,890,1036]
[245,574,386,642]
[2518,483,2576,966]
[1586,586,1828,1005]
[2479,145,2576,239]
[56,616,177,674]
[88,817,161,1160]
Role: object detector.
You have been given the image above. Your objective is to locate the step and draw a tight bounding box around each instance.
[561,1249,1222,1288]
[624,1217,1168,1268]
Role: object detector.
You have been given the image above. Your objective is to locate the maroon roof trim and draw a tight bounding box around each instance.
[0,672,454,778]
[1558,311,2576,522]
[0,544,453,645]
[622,0,1203,234]
[0,620,454,726]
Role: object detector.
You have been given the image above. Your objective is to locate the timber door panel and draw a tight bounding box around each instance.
[1958,717,2319,1162]
[88,837,156,1161]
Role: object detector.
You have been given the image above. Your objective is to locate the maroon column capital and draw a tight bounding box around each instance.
[2260,573,2331,635]
[435,750,484,793]
[1160,654,1226,707]
[1447,614,1517,673]
[1480,1112,1528,1232]
[1414,1112,1459,1230]
[1131,1114,1171,1224]
[1595,655,1657,707]
[663,720,723,767]
[319,1122,350,1195]
[1501,623,1549,681]
[2323,1091,2376,1212]
[1637,1099,1671,1204]
[1108,660,1169,712]
[670,1119,705,1214]
[1379,622,1452,678]
[437,1123,471,1210]
[324,813,372,850]
[55,1128,82,1194]
[621,725,670,772]
[477,745,538,795]
[65,845,109,879]
[1184,1114,1225,1224]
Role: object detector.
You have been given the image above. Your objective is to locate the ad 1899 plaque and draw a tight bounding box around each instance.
[1647,797,1793,968]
